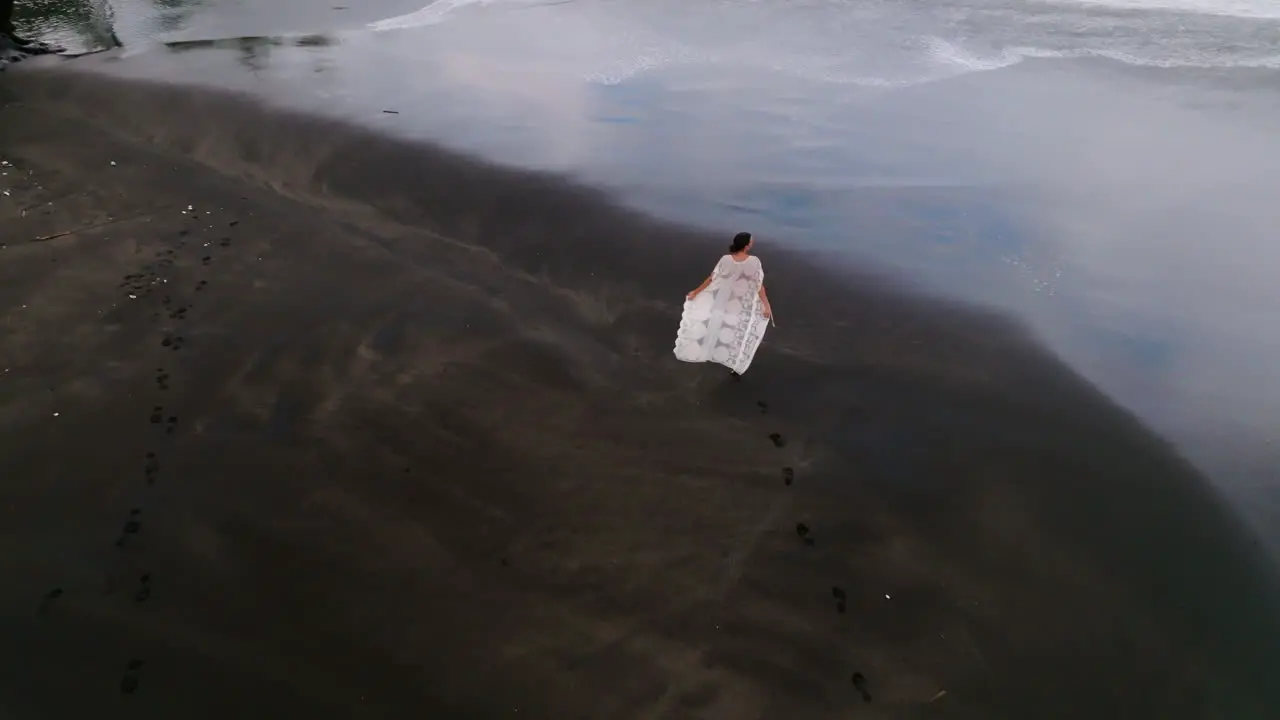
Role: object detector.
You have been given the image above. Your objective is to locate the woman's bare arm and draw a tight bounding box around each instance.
[687,272,714,299]
[758,283,772,318]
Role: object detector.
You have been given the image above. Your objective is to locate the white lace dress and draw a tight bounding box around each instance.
[673,254,768,375]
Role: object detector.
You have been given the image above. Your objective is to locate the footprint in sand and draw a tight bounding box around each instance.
[166,416,178,435]
[201,256,212,266]
[144,452,159,484]
[795,523,815,546]
[769,433,787,448]
[120,659,144,694]
[134,574,152,603]
[195,280,207,292]
[832,586,847,614]
[757,400,769,413]
[155,370,169,391]
[782,467,794,486]
[229,220,239,228]
[149,406,163,424]
[38,587,63,614]
[851,672,872,702]
[219,238,231,248]
[115,509,142,547]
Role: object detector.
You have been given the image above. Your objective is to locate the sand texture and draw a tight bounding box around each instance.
[2,71,1280,719]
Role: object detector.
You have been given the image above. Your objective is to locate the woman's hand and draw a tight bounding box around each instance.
[761,303,772,319]
[686,289,700,301]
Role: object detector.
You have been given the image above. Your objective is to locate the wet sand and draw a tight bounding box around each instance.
[2,70,1280,719]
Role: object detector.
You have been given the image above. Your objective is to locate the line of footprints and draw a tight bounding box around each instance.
[758,399,873,703]
[36,213,870,705]
[37,205,241,697]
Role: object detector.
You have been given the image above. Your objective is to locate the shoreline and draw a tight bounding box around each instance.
[3,67,1280,718]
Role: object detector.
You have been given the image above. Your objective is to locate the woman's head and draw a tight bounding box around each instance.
[729,232,753,253]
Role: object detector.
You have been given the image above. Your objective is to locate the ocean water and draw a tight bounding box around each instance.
[13,0,1280,550]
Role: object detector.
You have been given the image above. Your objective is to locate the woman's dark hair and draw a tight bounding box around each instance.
[729,232,753,253]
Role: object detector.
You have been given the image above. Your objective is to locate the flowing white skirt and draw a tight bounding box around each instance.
[673,289,768,375]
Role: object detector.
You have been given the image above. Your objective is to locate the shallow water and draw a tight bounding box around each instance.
[12,0,1280,552]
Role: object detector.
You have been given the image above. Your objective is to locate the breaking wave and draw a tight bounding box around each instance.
[369,0,546,31]
[363,0,1280,89]
[1038,0,1280,21]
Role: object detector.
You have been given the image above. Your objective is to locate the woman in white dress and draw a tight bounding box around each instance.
[673,232,774,376]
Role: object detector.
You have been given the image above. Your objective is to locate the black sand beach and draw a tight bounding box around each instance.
[3,70,1280,718]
